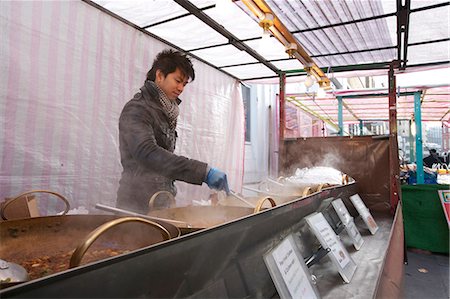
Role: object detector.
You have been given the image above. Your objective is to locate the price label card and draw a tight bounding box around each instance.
[332,198,364,250]
[264,234,321,299]
[350,194,379,234]
[346,220,364,250]
[331,198,352,225]
[306,212,357,283]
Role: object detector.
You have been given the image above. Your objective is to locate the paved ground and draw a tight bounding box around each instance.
[404,249,449,299]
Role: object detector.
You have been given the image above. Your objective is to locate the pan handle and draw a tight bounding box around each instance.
[302,186,313,197]
[1,190,70,220]
[254,196,276,213]
[316,183,331,192]
[69,217,171,268]
[148,191,176,209]
[342,174,349,185]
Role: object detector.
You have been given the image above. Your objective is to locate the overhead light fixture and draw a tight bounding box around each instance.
[241,0,332,88]
[259,13,274,40]
[258,13,274,50]
[259,12,274,30]
[303,66,316,89]
[318,80,331,90]
[304,74,315,89]
[285,43,297,58]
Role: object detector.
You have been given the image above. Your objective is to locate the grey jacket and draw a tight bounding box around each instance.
[116,81,208,213]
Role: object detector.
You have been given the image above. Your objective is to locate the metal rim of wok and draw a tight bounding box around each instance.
[1,190,71,220]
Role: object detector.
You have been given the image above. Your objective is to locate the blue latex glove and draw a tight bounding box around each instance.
[205,167,230,195]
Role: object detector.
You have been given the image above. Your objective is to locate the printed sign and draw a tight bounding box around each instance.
[438,190,450,227]
[350,194,379,234]
[306,212,357,283]
[332,198,364,250]
[264,234,320,299]
[331,198,352,225]
[346,221,364,250]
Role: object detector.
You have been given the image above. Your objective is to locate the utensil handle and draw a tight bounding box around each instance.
[242,186,278,197]
[69,217,171,268]
[95,204,192,228]
[267,177,285,187]
[229,191,254,207]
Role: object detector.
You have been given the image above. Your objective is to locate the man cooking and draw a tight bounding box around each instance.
[116,49,229,214]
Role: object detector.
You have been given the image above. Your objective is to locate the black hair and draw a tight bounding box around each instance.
[146,49,195,83]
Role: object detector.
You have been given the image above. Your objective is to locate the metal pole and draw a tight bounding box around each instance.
[359,119,363,135]
[279,73,286,141]
[278,72,286,175]
[414,91,424,184]
[337,96,343,136]
[409,119,415,162]
[388,61,401,212]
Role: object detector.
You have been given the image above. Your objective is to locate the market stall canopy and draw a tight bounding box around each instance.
[90,0,449,81]
[89,0,449,124]
[287,84,450,123]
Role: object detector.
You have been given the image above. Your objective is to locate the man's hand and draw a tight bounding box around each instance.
[205,168,230,195]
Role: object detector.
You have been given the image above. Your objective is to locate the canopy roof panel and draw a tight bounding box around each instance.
[90,0,449,81]
[147,16,228,49]
[89,0,449,124]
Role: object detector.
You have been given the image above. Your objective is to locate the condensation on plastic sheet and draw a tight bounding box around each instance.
[0,1,244,213]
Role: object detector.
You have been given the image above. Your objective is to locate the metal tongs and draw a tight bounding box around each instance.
[242,186,279,197]
[229,190,254,208]
[95,204,192,228]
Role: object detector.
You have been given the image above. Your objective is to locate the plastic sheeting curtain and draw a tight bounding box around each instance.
[0,1,244,211]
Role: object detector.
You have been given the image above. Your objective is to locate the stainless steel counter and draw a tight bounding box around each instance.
[0,183,402,298]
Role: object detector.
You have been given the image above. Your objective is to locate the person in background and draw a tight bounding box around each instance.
[116,49,229,214]
[442,151,449,165]
[423,148,442,168]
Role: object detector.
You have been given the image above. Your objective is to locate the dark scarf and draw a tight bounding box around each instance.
[154,83,179,131]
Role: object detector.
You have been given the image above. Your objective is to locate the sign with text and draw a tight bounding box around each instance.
[264,234,320,299]
[438,190,450,227]
[332,198,364,250]
[306,212,357,283]
[350,194,379,234]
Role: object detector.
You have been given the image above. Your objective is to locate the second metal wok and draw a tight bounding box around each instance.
[147,191,277,231]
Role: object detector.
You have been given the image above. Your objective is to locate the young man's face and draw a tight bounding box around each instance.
[155,68,189,101]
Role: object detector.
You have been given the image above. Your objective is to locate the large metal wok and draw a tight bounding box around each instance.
[147,191,277,232]
[227,189,312,207]
[0,214,180,287]
[238,176,340,207]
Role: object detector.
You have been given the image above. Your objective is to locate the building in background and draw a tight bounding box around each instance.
[443,122,450,152]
